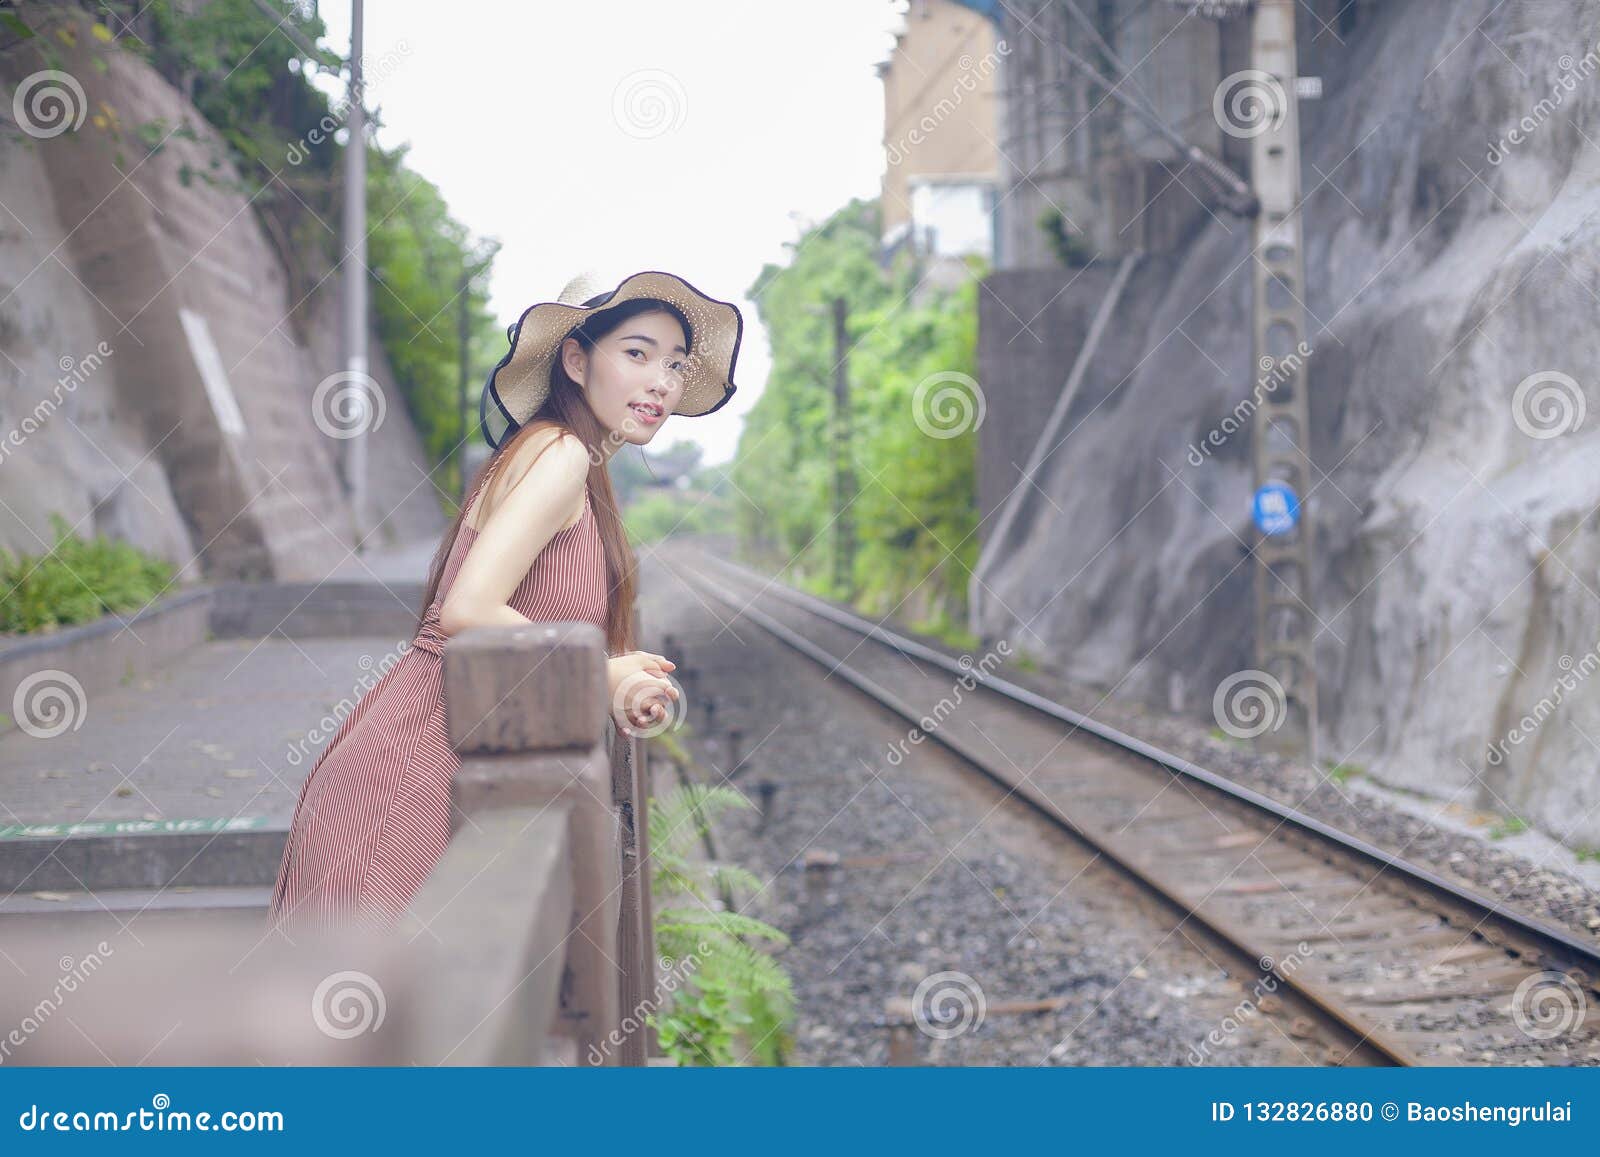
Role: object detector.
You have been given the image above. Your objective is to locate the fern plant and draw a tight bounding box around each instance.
[648,780,795,1065]
[0,514,176,635]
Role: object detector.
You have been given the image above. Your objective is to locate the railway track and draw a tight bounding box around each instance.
[670,548,1600,1067]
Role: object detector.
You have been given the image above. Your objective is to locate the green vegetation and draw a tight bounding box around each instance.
[615,440,737,545]
[1324,761,1364,784]
[0,515,175,635]
[7,2,501,498]
[365,152,501,475]
[0,3,502,634]
[732,198,983,642]
[1038,205,1095,267]
[934,625,982,653]
[1487,814,1529,841]
[648,779,795,1066]
[623,487,727,545]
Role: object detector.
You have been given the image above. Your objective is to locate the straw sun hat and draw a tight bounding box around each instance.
[479,269,744,449]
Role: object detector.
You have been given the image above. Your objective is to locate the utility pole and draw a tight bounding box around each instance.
[341,0,369,538]
[457,262,472,497]
[1243,0,1319,763]
[1056,0,1258,216]
[831,297,856,600]
[456,243,499,497]
[1044,0,1319,760]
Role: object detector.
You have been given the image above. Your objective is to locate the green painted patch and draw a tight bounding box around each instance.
[0,816,271,840]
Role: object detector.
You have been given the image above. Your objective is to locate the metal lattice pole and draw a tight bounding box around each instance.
[1247,0,1319,762]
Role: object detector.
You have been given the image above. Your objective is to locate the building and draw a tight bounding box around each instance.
[877,0,1003,266]
[988,0,1373,267]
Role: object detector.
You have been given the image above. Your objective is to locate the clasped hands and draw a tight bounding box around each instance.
[606,650,679,737]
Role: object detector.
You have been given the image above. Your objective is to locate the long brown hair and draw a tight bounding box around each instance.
[416,296,693,655]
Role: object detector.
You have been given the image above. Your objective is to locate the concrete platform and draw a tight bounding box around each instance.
[0,632,415,892]
[0,895,272,945]
[1,635,417,828]
[0,827,287,892]
[0,883,272,917]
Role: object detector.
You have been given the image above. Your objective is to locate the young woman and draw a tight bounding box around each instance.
[267,270,743,934]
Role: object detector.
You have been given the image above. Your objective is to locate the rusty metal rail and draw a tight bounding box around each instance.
[676,550,1600,1067]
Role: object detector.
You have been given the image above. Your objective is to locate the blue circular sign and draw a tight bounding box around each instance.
[1252,482,1300,536]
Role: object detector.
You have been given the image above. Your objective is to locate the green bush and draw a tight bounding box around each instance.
[623,487,728,545]
[648,780,795,1066]
[0,515,175,635]
[732,198,981,633]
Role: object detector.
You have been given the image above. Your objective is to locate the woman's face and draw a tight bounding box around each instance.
[562,309,690,448]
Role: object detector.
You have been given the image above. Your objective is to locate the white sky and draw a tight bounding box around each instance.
[313,1,905,464]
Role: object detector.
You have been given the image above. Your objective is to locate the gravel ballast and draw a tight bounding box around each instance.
[637,548,1358,1066]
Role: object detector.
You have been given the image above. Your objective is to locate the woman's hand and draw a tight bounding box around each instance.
[606,650,679,736]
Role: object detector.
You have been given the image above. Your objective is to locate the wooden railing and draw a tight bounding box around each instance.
[0,618,659,1066]
[426,616,660,1065]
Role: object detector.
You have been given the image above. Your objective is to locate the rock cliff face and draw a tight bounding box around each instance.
[0,15,442,582]
[977,0,1600,848]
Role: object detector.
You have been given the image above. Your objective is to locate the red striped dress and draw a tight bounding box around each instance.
[266,476,609,935]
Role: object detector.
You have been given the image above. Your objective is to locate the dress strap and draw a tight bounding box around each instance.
[462,460,498,526]
[470,461,496,504]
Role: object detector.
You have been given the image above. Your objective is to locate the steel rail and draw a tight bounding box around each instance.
[676,555,1418,1065]
[694,551,1600,973]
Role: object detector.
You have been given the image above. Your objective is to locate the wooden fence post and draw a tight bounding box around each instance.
[444,620,621,1064]
[0,619,636,1068]
[612,606,660,1063]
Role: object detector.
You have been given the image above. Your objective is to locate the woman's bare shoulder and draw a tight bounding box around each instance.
[469,426,588,530]
[504,425,588,485]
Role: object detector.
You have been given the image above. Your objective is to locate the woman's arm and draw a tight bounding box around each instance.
[438,430,591,638]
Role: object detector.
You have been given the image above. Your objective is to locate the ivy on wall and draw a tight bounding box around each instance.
[4,1,502,500]
[733,198,983,640]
